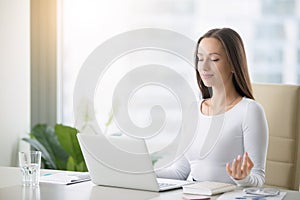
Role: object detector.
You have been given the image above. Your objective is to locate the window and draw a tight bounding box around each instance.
[58,0,300,128]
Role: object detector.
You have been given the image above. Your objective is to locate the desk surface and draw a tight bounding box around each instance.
[0,167,299,200]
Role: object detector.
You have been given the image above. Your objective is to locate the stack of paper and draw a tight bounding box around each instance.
[40,172,91,185]
[218,190,287,200]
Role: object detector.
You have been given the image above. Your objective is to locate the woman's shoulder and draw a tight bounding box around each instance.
[239,97,266,114]
[241,97,263,106]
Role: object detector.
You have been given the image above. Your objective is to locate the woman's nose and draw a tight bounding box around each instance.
[198,59,211,71]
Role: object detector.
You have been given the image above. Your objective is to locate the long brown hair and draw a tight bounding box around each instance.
[195,28,254,100]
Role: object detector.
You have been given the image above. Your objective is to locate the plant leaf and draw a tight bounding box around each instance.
[105,109,114,127]
[66,156,88,172]
[78,161,88,172]
[55,124,84,165]
[66,156,75,171]
[21,138,56,169]
[30,124,69,170]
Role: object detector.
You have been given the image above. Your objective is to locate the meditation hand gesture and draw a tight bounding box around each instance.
[226,152,254,180]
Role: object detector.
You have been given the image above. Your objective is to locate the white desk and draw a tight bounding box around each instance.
[0,167,299,200]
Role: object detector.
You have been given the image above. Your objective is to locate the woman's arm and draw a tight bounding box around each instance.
[155,156,191,180]
[227,101,269,187]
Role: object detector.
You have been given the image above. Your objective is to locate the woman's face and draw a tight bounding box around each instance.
[197,37,232,88]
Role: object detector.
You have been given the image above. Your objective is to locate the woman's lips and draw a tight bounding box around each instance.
[201,74,214,79]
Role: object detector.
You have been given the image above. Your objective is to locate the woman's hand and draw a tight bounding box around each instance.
[226,152,254,180]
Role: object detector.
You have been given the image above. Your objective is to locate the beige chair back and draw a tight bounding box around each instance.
[252,83,300,190]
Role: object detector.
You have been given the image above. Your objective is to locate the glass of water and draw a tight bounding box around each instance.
[19,151,42,187]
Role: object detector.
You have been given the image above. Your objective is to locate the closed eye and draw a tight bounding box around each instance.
[210,57,220,62]
[197,56,204,62]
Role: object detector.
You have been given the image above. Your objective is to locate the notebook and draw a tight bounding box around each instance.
[77,133,191,192]
[182,181,236,196]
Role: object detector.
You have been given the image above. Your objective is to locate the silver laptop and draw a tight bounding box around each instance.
[77,133,191,192]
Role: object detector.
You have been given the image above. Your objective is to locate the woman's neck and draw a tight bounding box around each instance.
[211,82,239,107]
[205,82,241,115]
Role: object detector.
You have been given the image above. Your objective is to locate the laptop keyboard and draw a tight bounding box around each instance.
[159,182,177,189]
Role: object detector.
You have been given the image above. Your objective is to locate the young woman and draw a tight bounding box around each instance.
[156,28,268,187]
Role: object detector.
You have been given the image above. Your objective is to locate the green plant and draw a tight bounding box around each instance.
[22,124,87,172]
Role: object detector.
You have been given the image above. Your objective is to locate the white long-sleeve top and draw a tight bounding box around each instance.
[156,97,268,187]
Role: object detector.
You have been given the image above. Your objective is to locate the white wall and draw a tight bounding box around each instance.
[0,0,30,166]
